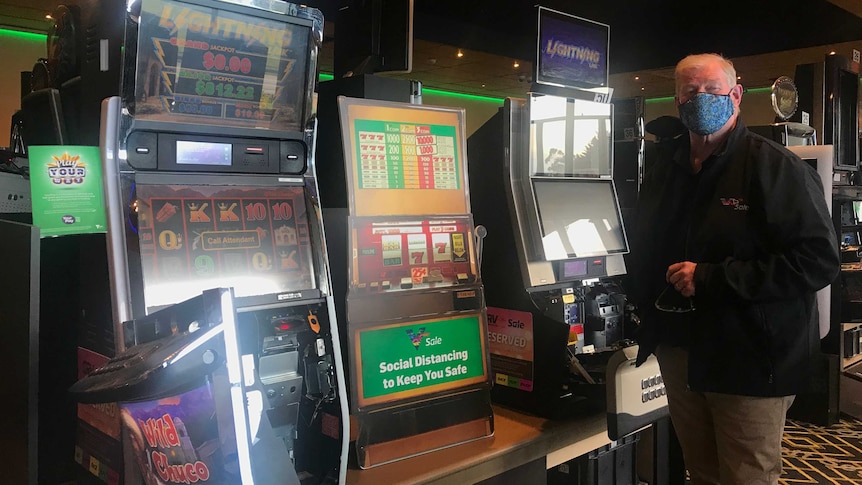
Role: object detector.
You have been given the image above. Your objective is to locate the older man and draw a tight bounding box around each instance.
[629,53,840,484]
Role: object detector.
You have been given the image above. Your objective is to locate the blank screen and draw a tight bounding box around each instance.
[533,179,627,259]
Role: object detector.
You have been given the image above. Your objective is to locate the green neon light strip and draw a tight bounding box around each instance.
[0,27,47,42]
[647,86,775,103]
[321,70,773,105]
[422,87,504,103]
[318,72,503,103]
[645,96,675,103]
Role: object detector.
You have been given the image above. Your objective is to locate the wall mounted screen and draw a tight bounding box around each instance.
[535,7,609,90]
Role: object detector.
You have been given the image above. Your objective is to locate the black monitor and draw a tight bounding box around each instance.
[532,178,628,260]
[835,67,859,171]
[20,88,68,149]
[794,54,860,172]
[534,6,609,91]
[333,0,413,78]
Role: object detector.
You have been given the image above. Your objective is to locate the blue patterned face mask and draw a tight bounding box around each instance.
[677,92,734,135]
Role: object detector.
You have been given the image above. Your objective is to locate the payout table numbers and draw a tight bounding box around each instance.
[354,120,460,190]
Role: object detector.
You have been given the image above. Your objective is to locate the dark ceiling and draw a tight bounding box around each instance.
[309,0,862,74]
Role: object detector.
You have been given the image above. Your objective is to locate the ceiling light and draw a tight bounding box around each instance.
[829,51,836,55]
[481,84,486,88]
[641,87,645,91]
[456,50,464,58]
[634,76,640,80]
[513,61,520,68]
[737,76,742,80]
[45,14,52,19]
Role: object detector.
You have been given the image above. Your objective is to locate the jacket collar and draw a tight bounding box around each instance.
[671,120,747,173]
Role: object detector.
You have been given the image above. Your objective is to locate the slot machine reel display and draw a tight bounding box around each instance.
[338,97,493,468]
[82,0,349,483]
[350,217,478,294]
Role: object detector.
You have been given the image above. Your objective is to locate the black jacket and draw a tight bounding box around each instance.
[630,120,840,396]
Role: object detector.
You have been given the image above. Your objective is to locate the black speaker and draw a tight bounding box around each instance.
[787,353,840,426]
[20,88,68,148]
[613,140,639,210]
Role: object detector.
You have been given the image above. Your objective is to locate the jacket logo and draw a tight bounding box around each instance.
[719,197,749,211]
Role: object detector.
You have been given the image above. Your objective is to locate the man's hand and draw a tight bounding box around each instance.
[667,261,697,297]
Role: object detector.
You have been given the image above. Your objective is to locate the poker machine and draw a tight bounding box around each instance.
[466,7,667,435]
[335,96,493,468]
[70,0,350,483]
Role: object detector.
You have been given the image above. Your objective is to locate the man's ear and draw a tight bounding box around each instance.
[731,83,744,102]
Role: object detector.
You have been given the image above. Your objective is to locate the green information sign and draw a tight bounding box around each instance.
[358,315,485,404]
[28,146,107,237]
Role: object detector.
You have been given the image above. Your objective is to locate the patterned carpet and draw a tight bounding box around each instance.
[781,417,862,484]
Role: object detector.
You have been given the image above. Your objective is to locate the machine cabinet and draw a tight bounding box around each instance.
[831,190,862,419]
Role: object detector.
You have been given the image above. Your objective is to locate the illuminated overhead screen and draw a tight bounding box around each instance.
[535,6,609,91]
[133,0,311,133]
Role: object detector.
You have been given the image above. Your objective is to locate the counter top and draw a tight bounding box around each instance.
[346,405,611,485]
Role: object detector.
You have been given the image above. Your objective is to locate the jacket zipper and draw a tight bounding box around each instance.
[756,306,775,384]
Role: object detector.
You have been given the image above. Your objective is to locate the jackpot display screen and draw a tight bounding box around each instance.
[535,7,609,90]
[532,178,628,260]
[134,182,315,311]
[353,313,488,409]
[133,0,311,132]
[350,217,477,291]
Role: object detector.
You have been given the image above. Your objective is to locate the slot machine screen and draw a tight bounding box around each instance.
[133,180,315,312]
[529,93,612,177]
[350,217,477,290]
[535,6,609,90]
[132,0,312,133]
[532,178,628,260]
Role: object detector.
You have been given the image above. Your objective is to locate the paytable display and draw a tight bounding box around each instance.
[354,121,459,190]
[340,98,470,217]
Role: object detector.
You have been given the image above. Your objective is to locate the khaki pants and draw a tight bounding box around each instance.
[655,345,794,485]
